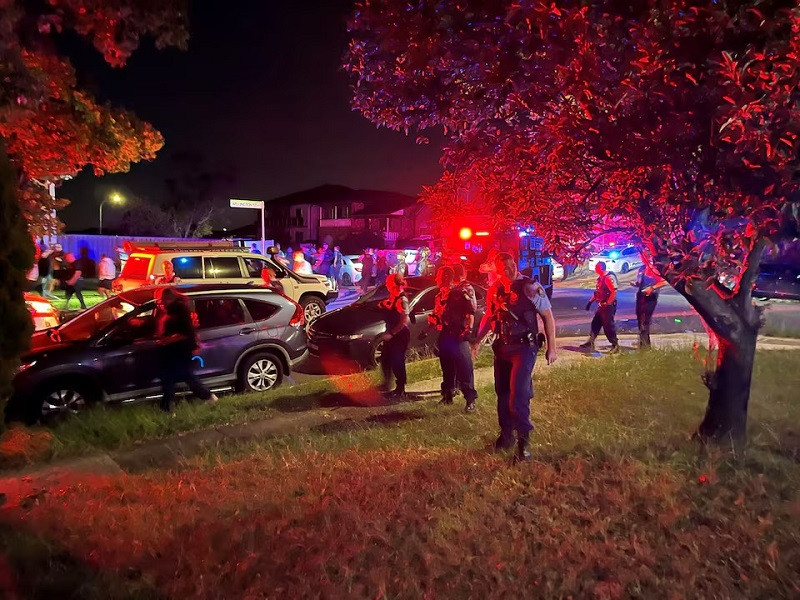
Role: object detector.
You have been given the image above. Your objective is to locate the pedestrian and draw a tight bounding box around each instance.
[479,248,501,287]
[275,243,286,261]
[155,287,218,414]
[360,248,374,294]
[631,263,667,348]
[439,263,478,411]
[375,250,388,286]
[250,243,261,254]
[393,251,409,277]
[428,265,454,397]
[26,255,39,292]
[378,273,411,398]
[472,252,557,461]
[293,250,313,275]
[155,260,181,285]
[580,262,620,353]
[261,266,284,294]
[63,252,87,310]
[331,245,343,284]
[37,245,57,299]
[97,253,116,299]
[314,244,333,277]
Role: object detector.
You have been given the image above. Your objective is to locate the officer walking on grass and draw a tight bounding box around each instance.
[581,262,620,353]
[472,252,557,462]
[631,263,667,348]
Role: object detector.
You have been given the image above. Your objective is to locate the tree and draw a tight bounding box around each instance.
[0,1,188,414]
[346,0,800,448]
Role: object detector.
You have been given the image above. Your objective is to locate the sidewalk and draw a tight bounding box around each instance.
[2,333,798,509]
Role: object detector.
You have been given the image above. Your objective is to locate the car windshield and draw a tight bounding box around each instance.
[355,284,425,304]
[57,292,148,341]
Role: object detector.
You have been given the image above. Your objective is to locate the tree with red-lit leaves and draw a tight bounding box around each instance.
[0,1,188,415]
[346,0,800,448]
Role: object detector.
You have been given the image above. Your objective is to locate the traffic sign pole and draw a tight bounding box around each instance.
[229,198,266,253]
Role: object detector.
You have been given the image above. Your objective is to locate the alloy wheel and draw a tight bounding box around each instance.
[43,389,86,414]
[246,359,279,391]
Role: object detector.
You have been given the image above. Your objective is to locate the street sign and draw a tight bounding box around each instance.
[230,198,264,209]
[229,198,266,254]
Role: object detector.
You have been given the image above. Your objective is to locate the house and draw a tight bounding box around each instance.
[232,185,424,250]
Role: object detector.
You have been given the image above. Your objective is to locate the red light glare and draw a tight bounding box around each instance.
[475,231,490,237]
[459,227,473,240]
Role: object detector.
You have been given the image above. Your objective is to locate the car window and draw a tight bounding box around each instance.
[120,255,151,280]
[193,298,247,329]
[266,259,289,279]
[412,288,437,313]
[243,299,280,322]
[106,307,156,343]
[243,257,267,278]
[205,257,243,279]
[58,295,144,341]
[623,247,637,256]
[172,256,203,279]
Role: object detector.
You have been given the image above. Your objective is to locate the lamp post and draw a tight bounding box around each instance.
[99,192,124,235]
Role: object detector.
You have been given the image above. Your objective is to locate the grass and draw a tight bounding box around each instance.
[0,351,494,468]
[1,349,799,598]
[45,289,107,312]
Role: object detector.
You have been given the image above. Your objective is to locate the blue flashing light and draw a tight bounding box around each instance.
[609,251,620,260]
[518,231,527,238]
[180,257,189,264]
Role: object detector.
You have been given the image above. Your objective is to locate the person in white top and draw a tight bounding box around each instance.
[97,253,117,298]
[292,250,313,275]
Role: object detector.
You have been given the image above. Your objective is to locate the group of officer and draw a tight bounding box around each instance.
[377,251,557,462]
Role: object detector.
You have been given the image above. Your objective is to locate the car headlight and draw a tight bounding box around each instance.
[336,333,364,341]
[17,360,37,373]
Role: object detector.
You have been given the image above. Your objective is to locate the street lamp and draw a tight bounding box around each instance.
[99,192,124,234]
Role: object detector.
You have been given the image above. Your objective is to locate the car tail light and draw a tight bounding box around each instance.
[289,301,305,327]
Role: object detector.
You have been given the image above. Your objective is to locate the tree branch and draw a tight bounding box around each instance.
[735,237,768,329]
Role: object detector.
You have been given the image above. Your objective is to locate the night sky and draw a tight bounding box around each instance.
[59,0,444,231]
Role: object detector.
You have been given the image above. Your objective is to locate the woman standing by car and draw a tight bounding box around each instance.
[378,273,411,398]
[155,287,217,413]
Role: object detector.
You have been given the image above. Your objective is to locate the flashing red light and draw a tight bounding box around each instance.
[475,231,490,237]
[459,227,473,240]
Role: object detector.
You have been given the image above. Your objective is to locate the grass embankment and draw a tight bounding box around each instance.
[0,352,492,468]
[1,350,799,598]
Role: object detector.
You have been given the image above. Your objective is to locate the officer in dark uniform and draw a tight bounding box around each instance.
[630,263,667,348]
[473,252,557,461]
[440,263,479,412]
[581,261,619,353]
[429,266,455,402]
[378,273,411,398]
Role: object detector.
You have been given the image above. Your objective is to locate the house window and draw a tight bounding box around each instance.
[338,205,350,218]
[295,207,303,218]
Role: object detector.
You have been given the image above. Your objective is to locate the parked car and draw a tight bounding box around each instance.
[587,246,643,274]
[6,284,308,424]
[552,260,564,281]
[114,243,337,323]
[24,293,59,331]
[754,263,800,300]
[308,277,487,366]
[339,255,363,286]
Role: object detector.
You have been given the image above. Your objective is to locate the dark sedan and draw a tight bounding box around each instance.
[6,284,308,424]
[307,277,487,366]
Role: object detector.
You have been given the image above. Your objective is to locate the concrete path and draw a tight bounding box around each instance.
[2,333,798,509]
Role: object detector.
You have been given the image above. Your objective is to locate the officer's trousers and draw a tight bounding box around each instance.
[493,342,537,438]
[635,292,659,347]
[590,302,618,345]
[438,333,478,402]
[381,327,410,391]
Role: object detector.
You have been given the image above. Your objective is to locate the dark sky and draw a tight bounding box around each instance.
[59,0,444,231]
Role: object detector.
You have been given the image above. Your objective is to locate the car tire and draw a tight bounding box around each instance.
[341,272,352,287]
[370,338,384,367]
[238,352,283,393]
[300,296,326,324]
[621,263,630,274]
[37,378,100,422]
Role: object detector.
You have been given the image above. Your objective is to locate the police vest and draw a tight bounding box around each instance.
[595,274,615,304]
[492,277,539,341]
[442,283,475,336]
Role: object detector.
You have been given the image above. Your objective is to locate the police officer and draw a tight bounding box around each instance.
[442,263,478,412]
[429,266,455,402]
[473,252,557,461]
[378,273,411,398]
[630,263,667,348]
[580,261,620,353]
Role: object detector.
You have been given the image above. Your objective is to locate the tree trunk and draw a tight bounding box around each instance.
[696,325,758,448]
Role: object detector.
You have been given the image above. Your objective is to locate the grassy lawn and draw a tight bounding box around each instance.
[46,289,107,312]
[0,352,493,468]
[1,350,799,598]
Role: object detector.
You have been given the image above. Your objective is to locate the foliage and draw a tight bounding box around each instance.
[0,143,33,416]
[0,0,189,235]
[1,350,798,597]
[345,0,800,443]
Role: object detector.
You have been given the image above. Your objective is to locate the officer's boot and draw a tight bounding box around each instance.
[493,431,515,452]
[579,334,596,350]
[514,436,532,463]
[439,389,454,405]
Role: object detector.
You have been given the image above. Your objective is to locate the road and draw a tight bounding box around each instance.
[288,283,800,384]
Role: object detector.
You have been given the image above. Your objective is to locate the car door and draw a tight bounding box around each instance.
[266,258,300,300]
[96,305,162,396]
[191,296,255,381]
[408,287,438,348]
[242,256,267,285]
[204,256,245,284]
